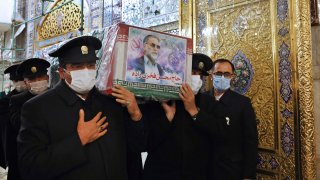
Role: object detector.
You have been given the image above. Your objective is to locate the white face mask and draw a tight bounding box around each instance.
[213,75,231,93]
[4,87,10,95]
[29,80,49,95]
[65,69,96,94]
[191,75,203,95]
[13,81,28,92]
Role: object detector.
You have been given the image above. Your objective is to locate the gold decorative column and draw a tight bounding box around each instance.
[179,0,193,38]
[292,0,316,179]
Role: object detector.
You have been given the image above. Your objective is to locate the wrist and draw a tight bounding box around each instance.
[131,110,142,121]
[78,132,88,146]
[190,107,200,121]
[188,107,199,117]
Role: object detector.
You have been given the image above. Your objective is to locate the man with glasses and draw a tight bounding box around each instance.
[198,58,258,179]
[128,35,164,84]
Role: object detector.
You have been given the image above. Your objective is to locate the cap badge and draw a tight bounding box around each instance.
[198,62,204,70]
[31,66,37,73]
[81,46,88,54]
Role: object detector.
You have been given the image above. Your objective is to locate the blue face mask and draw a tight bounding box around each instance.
[213,75,231,92]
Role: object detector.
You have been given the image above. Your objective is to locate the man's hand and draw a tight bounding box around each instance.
[77,109,108,146]
[161,101,176,122]
[111,85,142,121]
[179,83,198,116]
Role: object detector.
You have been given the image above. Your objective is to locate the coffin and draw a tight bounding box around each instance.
[96,23,193,100]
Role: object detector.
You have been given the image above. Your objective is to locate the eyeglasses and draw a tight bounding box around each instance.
[147,43,160,49]
[213,71,233,78]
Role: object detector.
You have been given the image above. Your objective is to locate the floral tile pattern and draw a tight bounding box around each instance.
[278,27,289,37]
[277,0,288,23]
[279,42,292,103]
[231,50,254,95]
[281,122,294,157]
[269,156,279,169]
[257,154,265,168]
[281,108,293,119]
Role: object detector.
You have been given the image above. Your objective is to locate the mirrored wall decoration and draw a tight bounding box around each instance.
[103,0,113,27]
[112,0,122,24]
[232,15,249,37]
[122,0,179,28]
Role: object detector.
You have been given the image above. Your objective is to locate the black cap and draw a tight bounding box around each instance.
[17,58,50,79]
[192,53,213,76]
[4,63,23,81]
[48,36,102,65]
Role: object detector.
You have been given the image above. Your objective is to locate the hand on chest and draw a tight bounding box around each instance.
[47,100,120,141]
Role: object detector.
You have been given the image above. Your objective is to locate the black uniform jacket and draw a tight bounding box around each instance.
[17,81,145,180]
[0,89,21,168]
[142,93,213,180]
[8,90,35,180]
[10,91,35,133]
[199,89,258,179]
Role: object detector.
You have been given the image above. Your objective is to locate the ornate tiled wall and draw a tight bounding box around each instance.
[26,0,36,58]
[22,0,179,57]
